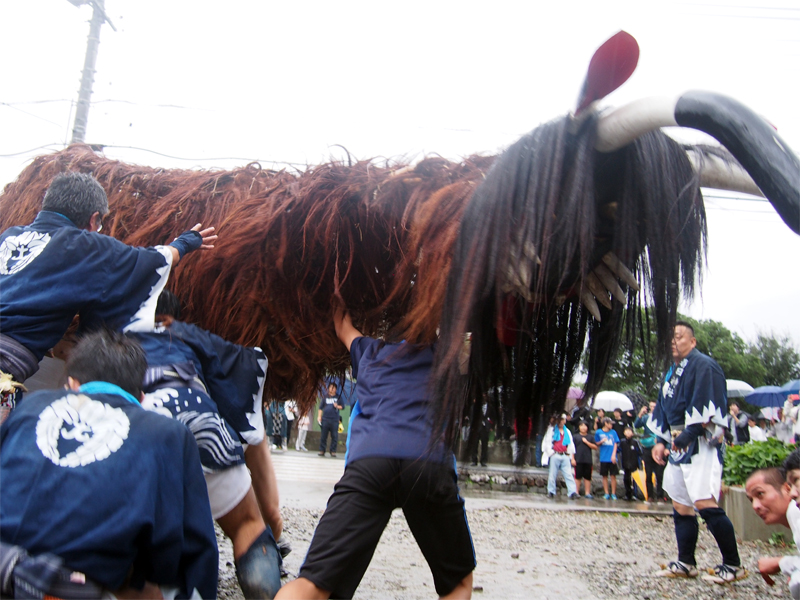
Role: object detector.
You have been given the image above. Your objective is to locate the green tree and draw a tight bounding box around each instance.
[602,309,665,399]
[750,332,800,386]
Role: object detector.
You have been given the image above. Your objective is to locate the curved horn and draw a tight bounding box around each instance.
[596,92,800,234]
[684,148,763,198]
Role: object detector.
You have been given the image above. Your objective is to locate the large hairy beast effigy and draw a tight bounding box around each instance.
[1,32,797,449]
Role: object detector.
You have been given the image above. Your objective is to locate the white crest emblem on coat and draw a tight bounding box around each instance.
[36,394,130,468]
[142,387,181,418]
[0,231,51,275]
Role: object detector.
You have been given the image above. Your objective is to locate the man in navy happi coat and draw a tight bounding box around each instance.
[0,172,215,395]
[0,329,218,599]
[131,290,286,598]
[649,320,745,584]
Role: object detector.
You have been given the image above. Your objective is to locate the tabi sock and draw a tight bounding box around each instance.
[673,510,699,566]
[699,507,741,567]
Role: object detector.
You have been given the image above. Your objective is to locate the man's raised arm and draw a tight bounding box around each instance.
[333,306,362,352]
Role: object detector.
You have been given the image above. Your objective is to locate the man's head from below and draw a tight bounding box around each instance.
[42,172,109,231]
[327,383,338,397]
[66,329,147,399]
[672,320,697,362]
[784,448,800,497]
[745,467,794,526]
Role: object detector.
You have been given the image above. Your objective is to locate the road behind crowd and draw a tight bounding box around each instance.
[216,450,789,599]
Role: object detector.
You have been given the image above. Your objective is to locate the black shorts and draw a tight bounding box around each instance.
[574,462,593,480]
[299,457,476,598]
[600,462,619,476]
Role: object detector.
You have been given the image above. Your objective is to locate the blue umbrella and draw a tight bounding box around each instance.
[745,385,787,408]
[781,379,800,395]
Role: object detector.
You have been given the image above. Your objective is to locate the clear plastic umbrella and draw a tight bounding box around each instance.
[726,379,754,399]
[590,391,634,412]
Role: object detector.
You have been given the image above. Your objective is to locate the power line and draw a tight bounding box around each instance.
[0,144,65,158]
[95,145,310,169]
[0,103,64,129]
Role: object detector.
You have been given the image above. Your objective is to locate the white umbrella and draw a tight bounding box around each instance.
[726,379,754,399]
[591,391,634,412]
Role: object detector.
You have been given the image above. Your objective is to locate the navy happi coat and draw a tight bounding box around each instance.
[0,211,172,361]
[132,321,267,446]
[0,387,218,598]
[647,348,728,464]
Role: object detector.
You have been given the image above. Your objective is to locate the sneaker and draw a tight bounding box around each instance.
[480,462,488,467]
[604,493,611,500]
[702,564,748,584]
[318,452,325,456]
[547,492,555,498]
[470,462,478,466]
[655,561,699,578]
[585,494,594,499]
[568,493,580,500]
[611,494,617,500]
[330,453,337,458]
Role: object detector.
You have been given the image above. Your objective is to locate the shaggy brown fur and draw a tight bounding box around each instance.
[0,145,493,411]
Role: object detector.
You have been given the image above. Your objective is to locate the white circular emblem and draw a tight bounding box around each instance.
[0,231,52,275]
[36,394,130,468]
[142,387,180,419]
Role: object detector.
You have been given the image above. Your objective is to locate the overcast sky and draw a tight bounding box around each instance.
[2,0,799,355]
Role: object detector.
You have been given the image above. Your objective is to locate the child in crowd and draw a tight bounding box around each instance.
[595,417,619,500]
[618,426,643,501]
[574,421,598,498]
[611,408,627,445]
[593,408,606,432]
[748,415,768,442]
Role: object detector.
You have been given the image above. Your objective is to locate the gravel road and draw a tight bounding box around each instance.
[217,505,790,599]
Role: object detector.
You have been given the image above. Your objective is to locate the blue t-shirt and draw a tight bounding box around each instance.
[0,211,172,361]
[594,428,619,463]
[345,337,449,465]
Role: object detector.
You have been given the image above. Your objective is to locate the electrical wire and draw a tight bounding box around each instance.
[0,103,64,129]
[0,144,65,158]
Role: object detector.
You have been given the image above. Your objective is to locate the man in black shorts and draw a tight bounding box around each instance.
[275,307,475,599]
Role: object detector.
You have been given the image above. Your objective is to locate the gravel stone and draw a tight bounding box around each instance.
[217,507,790,599]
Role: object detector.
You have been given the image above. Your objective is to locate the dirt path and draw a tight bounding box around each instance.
[217,505,788,599]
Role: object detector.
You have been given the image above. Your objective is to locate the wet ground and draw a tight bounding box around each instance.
[217,449,790,599]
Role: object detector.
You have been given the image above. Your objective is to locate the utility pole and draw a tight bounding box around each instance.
[68,0,115,144]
